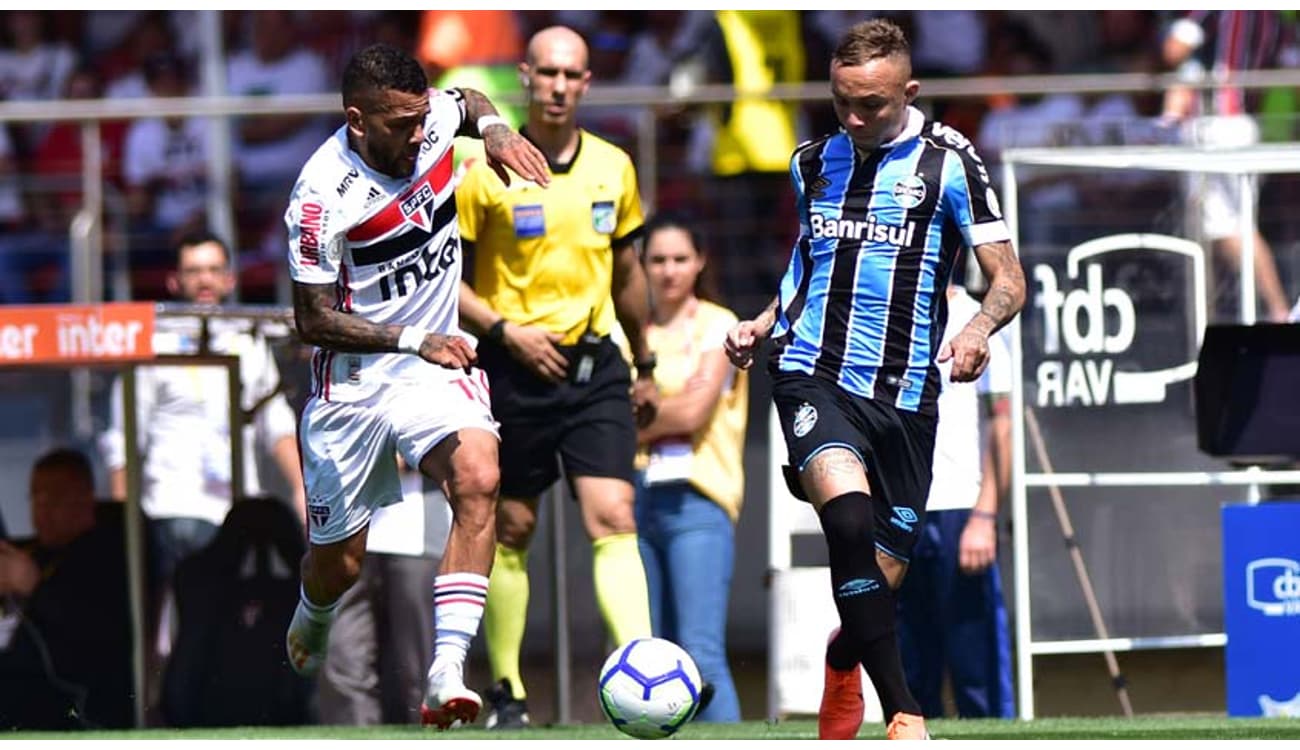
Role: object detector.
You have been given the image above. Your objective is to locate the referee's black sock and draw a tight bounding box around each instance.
[818,490,921,719]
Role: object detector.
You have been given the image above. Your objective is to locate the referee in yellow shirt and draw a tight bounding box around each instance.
[456,25,658,730]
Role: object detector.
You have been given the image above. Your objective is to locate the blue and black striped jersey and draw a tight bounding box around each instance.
[770,106,1011,416]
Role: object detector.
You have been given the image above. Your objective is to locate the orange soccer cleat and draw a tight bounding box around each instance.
[885,711,930,740]
[818,634,865,741]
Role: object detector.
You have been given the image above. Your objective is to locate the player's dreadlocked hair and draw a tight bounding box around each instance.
[833,18,911,67]
[342,43,427,109]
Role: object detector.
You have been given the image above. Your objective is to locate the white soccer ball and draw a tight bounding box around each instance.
[598,637,703,739]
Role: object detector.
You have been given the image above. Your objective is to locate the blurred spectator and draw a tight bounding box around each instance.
[0,10,77,104]
[0,121,72,305]
[1161,10,1296,322]
[1003,11,1100,74]
[102,11,180,101]
[976,22,1086,250]
[906,11,987,78]
[318,469,452,726]
[122,52,210,286]
[632,214,748,723]
[694,10,806,317]
[98,233,304,653]
[226,10,329,191]
[896,286,1014,720]
[29,65,128,223]
[0,448,133,730]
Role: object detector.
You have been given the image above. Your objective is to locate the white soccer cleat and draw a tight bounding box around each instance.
[284,607,329,678]
[421,664,483,730]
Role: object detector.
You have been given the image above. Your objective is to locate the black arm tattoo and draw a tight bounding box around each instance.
[455,87,503,136]
[971,240,1027,335]
[292,281,402,353]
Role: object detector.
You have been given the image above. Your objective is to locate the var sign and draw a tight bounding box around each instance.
[1032,234,1206,408]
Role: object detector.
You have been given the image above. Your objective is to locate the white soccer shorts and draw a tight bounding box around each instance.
[298,366,498,545]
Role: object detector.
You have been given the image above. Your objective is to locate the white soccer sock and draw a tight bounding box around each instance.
[429,572,489,677]
[294,584,339,632]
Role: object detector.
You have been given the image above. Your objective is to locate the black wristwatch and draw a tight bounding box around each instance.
[486,318,507,344]
[635,353,657,377]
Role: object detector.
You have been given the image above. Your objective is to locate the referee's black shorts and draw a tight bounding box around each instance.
[771,370,937,562]
[477,336,637,499]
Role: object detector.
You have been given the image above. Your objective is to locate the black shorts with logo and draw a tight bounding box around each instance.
[771,370,937,562]
[477,335,636,499]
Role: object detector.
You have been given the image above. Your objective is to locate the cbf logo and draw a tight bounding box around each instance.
[1247,558,1300,617]
[1033,234,1206,407]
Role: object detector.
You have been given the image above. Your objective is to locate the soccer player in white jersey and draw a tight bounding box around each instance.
[282,43,550,730]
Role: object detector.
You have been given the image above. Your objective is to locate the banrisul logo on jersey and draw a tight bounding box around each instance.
[809,212,917,246]
[1032,234,1206,408]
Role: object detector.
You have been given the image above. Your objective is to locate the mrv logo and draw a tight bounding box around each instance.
[810,213,917,246]
[1033,234,1205,407]
[1247,558,1300,617]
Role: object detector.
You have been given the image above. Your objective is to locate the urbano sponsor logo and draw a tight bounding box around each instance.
[809,212,917,246]
[298,202,324,266]
[1247,557,1300,617]
[1033,234,1205,407]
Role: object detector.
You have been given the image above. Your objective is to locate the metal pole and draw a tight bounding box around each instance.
[549,482,571,724]
[636,107,658,215]
[225,355,245,506]
[198,9,239,300]
[1003,159,1036,721]
[121,366,147,728]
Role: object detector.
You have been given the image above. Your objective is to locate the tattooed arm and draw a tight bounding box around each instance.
[292,281,476,370]
[453,87,550,187]
[938,239,1026,383]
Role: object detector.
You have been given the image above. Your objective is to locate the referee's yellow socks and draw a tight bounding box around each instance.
[484,543,529,700]
[592,532,652,645]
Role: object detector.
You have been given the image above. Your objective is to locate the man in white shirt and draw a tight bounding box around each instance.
[894,284,1014,719]
[99,232,304,603]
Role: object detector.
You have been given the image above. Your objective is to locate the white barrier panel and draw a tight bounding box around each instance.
[769,567,884,722]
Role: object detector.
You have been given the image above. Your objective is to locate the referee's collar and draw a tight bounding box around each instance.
[519,127,583,175]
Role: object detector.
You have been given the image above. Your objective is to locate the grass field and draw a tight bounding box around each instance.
[7,715,1300,740]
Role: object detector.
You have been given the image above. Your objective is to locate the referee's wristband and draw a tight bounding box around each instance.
[477,115,508,137]
[397,326,426,355]
[970,509,997,522]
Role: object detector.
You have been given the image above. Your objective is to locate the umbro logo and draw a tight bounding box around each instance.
[808,176,831,199]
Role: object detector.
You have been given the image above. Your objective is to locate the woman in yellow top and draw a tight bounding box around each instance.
[635,214,748,722]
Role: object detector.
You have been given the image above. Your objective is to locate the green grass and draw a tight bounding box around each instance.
[6,715,1300,740]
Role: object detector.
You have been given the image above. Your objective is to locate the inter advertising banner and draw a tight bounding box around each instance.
[1222,501,1300,717]
[0,303,155,365]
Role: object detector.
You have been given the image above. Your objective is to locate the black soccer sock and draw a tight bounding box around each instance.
[818,491,921,718]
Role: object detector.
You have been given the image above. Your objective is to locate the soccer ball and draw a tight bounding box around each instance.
[598,637,703,739]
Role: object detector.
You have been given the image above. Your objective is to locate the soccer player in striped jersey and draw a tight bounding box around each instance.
[725,19,1025,741]
[282,43,550,730]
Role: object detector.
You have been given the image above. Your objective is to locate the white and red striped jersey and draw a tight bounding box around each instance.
[286,88,468,403]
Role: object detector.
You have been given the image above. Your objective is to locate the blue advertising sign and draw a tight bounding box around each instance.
[1223,502,1300,717]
